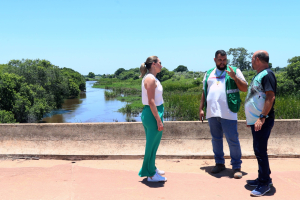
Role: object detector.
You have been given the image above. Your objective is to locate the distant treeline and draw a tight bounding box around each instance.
[100,52,300,97]
[102,65,192,82]
[0,59,86,123]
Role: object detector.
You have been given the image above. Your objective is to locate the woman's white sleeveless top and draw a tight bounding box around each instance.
[142,74,164,106]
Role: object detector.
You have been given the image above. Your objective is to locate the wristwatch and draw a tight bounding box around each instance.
[259,114,268,119]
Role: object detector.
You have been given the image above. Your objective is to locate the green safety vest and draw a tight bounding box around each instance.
[203,65,241,113]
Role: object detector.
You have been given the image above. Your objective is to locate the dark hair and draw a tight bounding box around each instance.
[140,56,158,77]
[255,52,269,63]
[215,50,227,58]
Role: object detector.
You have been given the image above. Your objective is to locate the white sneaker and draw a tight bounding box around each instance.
[156,169,165,175]
[147,172,167,182]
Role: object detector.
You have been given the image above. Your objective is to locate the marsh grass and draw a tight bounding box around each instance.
[104,91,118,98]
[94,74,300,121]
[274,94,300,119]
[163,92,201,121]
[118,99,144,114]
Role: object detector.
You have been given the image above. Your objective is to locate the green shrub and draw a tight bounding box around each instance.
[0,110,16,123]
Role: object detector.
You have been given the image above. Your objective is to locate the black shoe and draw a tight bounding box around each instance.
[233,168,242,179]
[247,178,273,187]
[211,164,226,174]
[250,184,271,197]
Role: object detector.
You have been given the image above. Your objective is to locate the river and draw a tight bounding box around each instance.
[41,81,141,123]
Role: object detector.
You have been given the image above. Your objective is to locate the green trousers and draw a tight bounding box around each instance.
[138,104,164,177]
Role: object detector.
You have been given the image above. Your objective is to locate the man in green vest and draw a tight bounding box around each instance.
[199,50,248,179]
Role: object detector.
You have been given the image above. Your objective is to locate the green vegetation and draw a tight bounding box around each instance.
[0,59,85,123]
[94,53,300,121]
[88,72,95,78]
[61,67,86,97]
[85,75,101,81]
[173,65,188,72]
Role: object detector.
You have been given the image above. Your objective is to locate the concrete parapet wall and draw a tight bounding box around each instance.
[0,120,300,158]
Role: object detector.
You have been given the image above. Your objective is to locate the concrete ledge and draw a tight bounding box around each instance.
[1,120,300,158]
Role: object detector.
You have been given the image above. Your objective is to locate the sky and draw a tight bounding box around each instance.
[0,0,299,75]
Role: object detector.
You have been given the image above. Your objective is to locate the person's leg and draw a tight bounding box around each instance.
[250,118,274,196]
[208,117,225,165]
[220,119,242,169]
[251,118,274,184]
[152,105,164,171]
[138,105,164,178]
[149,128,162,171]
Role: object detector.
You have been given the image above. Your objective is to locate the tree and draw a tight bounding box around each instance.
[133,74,139,80]
[119,71,134,80]
[0,59,86,123]
[156,68,174,82]
[5,59,71,109]
[286,57,300,86]
[288,56,300,64]
[0,110,16,123]
[68,79,80,97]
[61,67,86,91]
[0,73,51,123]
[173,65,188,72]
[114,68,125,76]
[276,56,300,95]
[88,72,95,78]
[0,64,7,73]
[227,47,253,71]
[130,67,140,73]
[269,63,272,69]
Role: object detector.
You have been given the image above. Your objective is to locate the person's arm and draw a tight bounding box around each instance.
[253,91,275,131]
[199,92,205,122]
[225,66,248,92]
[144,76,164,131]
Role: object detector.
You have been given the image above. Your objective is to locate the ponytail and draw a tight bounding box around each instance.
[140,63,148,78]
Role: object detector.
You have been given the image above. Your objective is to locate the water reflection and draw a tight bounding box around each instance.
[41,81,141,123]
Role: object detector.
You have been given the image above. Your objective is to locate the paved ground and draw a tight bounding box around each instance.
[0,158,299,200]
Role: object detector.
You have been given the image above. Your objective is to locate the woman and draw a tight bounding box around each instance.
[138,56,167,182]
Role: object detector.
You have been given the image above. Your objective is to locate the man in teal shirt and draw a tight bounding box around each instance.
[245,50,277,197]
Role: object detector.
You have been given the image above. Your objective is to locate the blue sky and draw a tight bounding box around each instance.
[0,0,299,75]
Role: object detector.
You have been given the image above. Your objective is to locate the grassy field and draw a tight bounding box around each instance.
[93,71,300,121]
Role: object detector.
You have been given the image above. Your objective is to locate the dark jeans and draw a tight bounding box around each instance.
[251,118,274,184]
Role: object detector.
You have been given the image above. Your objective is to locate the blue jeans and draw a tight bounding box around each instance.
[208,117,242,169]
[251,118,274,184]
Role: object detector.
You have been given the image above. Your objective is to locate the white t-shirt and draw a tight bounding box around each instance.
[142,74,164,106]
[203,68,247,120]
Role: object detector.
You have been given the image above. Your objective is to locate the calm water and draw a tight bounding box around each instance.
[42,81,141,123]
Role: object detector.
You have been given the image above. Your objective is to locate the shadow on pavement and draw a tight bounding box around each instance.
[140,178,166,188]
[244,184,276,196]
[200,166,248,178]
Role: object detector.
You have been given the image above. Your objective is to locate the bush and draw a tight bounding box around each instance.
[192,78,202,86]
[156,68,174,82]
[0,110,16,123]
[133,74,139,80]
